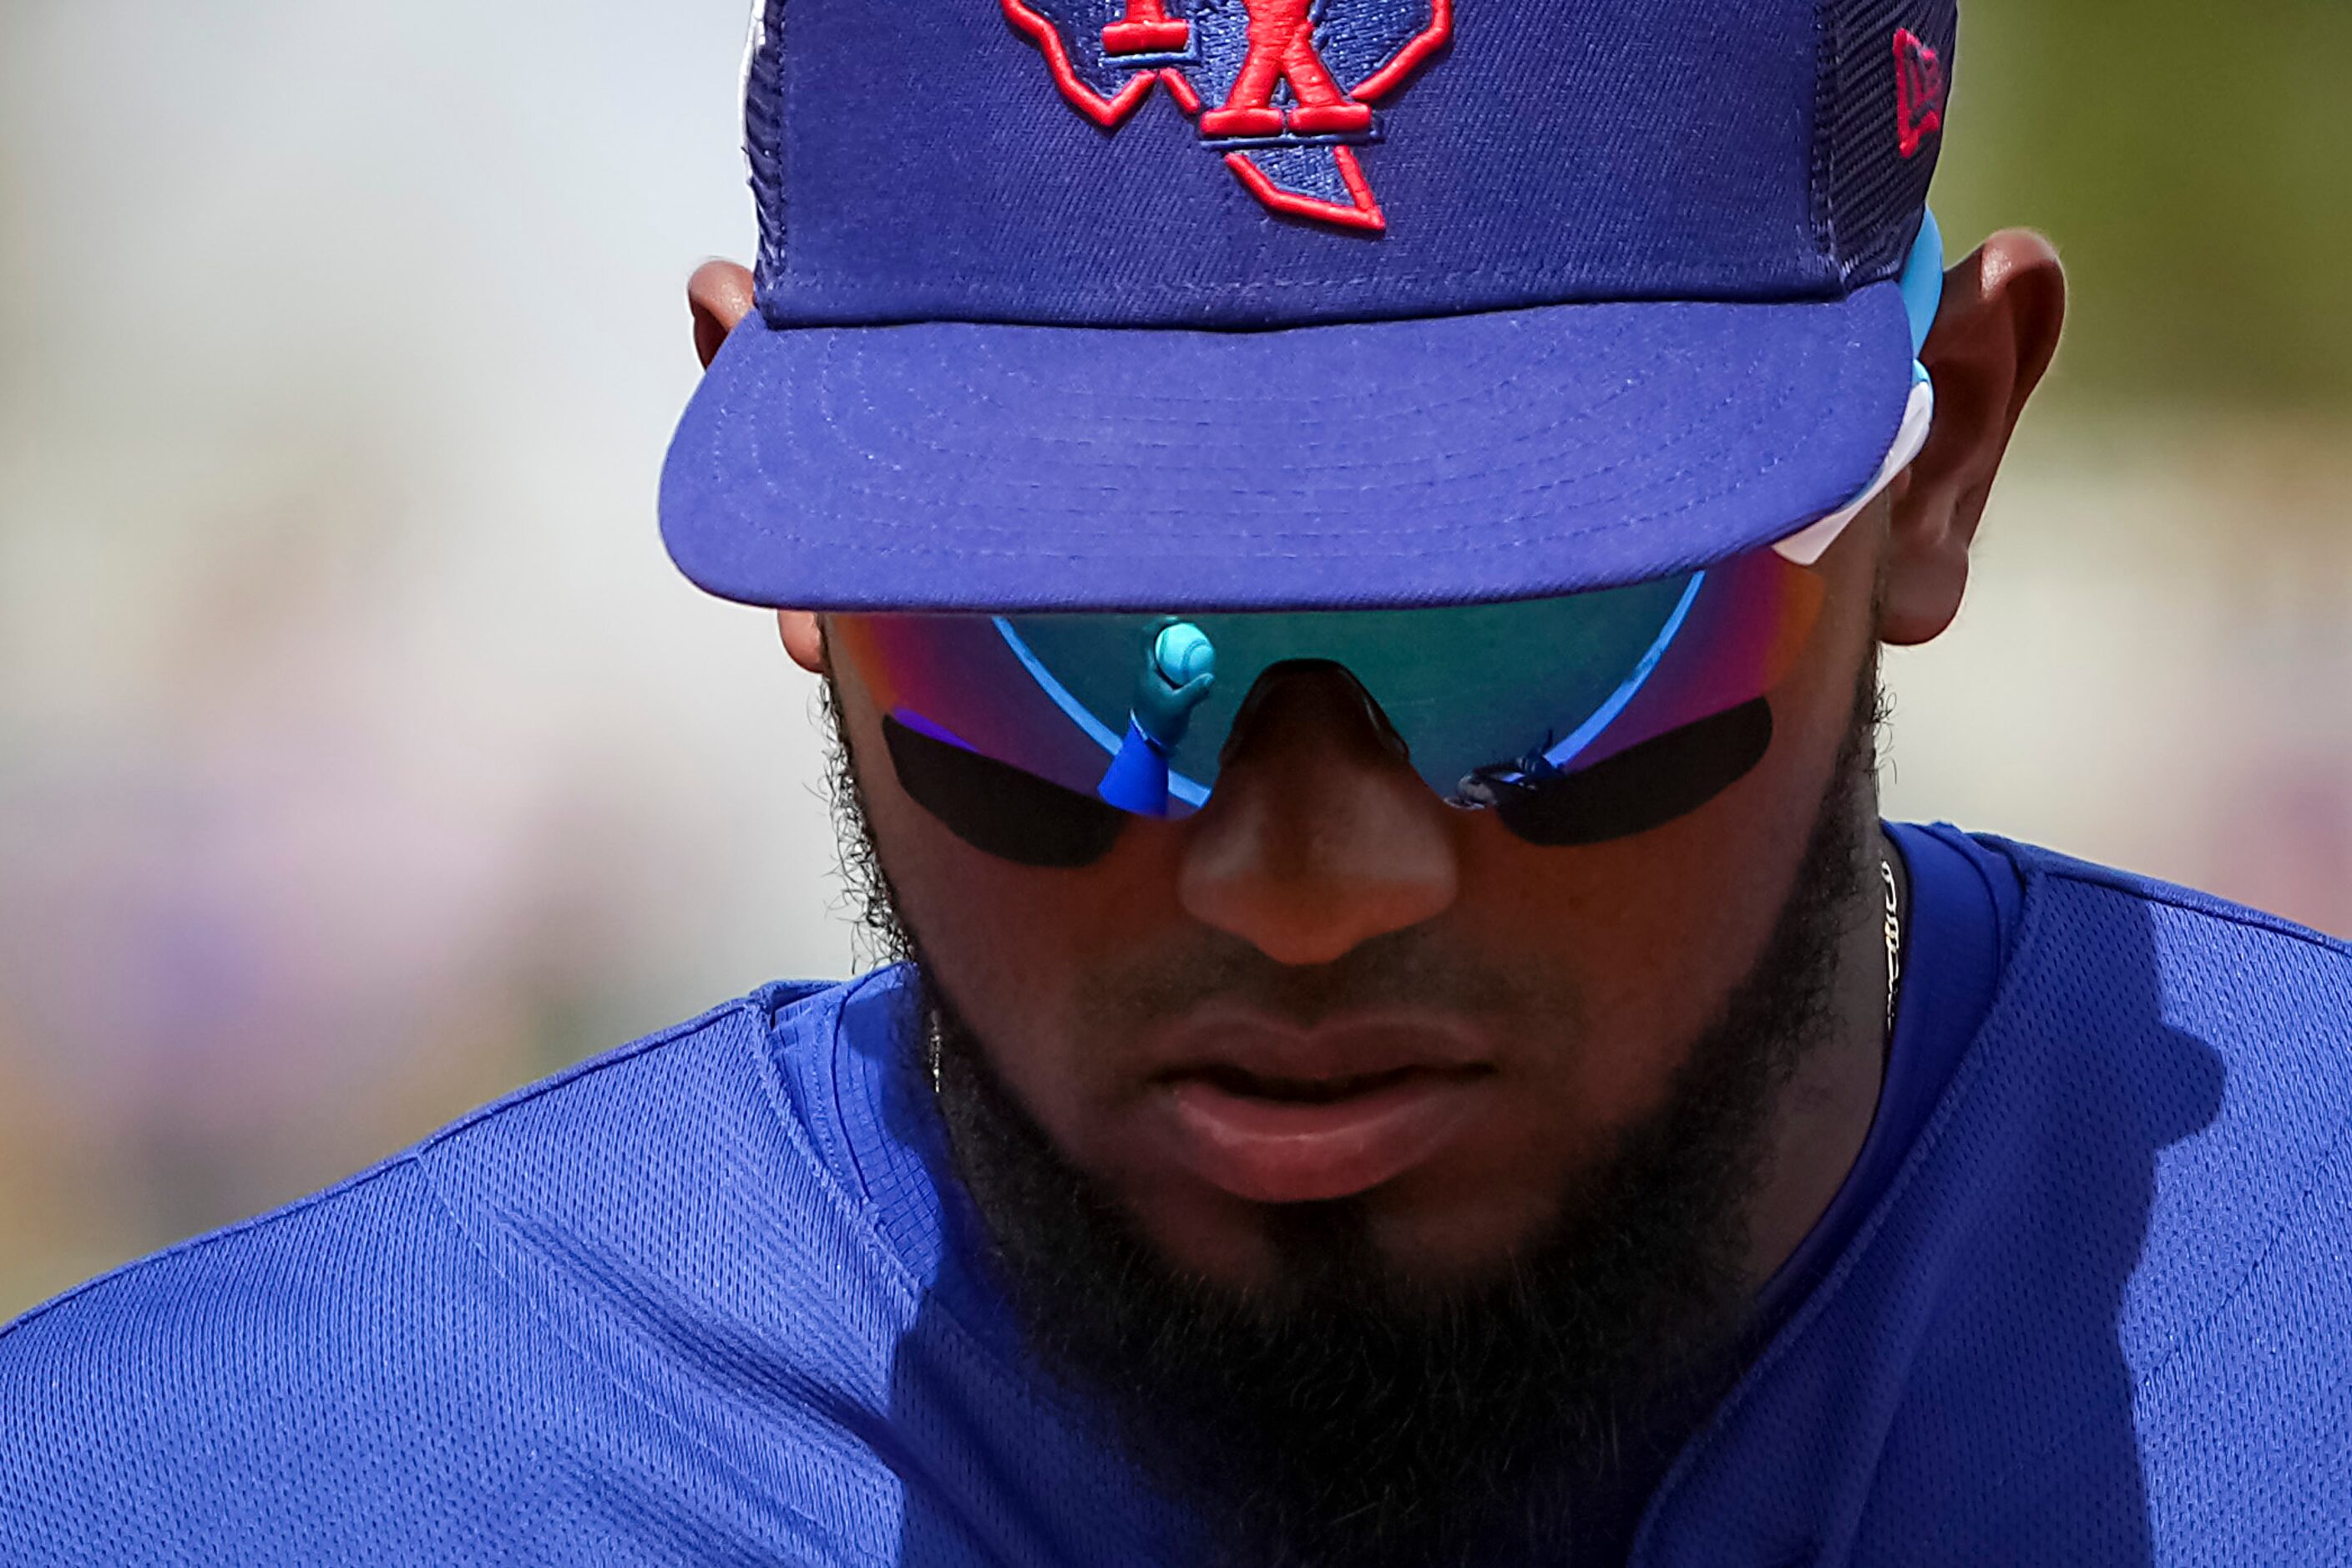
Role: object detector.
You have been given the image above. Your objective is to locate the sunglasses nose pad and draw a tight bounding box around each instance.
[1219,659,1412,771]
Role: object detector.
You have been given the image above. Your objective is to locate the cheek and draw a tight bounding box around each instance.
[1445,576,1872,1130]
[1336,655,1858,1275]
[838,676,1188,1138]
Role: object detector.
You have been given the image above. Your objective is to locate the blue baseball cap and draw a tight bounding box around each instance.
[661,0,1956,612]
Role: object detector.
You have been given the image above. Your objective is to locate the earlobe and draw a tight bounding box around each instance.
[689,260,759,370]
[779,611,827,674]
[1879,229,2066,646]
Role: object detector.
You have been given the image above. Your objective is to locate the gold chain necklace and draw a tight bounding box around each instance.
[1880,854,1905,1040]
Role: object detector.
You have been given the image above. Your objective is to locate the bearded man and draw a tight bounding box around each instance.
[8,3,2350,1565]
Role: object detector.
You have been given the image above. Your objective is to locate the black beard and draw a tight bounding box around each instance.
[823,670,1882,1568]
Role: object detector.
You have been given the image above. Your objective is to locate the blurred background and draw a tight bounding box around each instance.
[3,0,2348,1318]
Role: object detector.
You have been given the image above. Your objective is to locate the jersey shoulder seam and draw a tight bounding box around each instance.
[0,1154,425,1346]
[409,992,780,1156]
[0,991,795,1348]
[1971,1080,2352,1505]
[407,1072,898,1557]
[1989,837,2352,961]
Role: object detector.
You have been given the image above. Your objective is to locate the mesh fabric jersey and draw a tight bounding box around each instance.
[5,836,2352,1564]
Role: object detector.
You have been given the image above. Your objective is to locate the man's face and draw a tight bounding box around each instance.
[827,518,1889,1293]
[691,221,2067,1560]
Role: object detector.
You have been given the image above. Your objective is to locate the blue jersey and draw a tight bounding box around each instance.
[5,834,2352,1565]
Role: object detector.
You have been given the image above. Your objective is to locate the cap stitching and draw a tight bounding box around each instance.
[713,396,1812,561]
[764,255,1848,301]
[778,325,1848,521]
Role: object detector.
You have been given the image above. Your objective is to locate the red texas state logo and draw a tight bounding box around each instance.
[1004,0,1453,233]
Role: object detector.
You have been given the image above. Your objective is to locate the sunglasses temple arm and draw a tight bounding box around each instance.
[1770,375,1934,568]
[1774,209,1945,569]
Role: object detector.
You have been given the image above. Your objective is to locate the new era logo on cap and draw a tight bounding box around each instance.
[1894,27,1946,159]
[1005,0,1453,233]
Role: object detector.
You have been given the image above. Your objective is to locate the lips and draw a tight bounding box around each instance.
[1141,1013,1495,1206]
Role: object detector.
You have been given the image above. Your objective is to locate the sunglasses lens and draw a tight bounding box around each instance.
[882,711,1129,868]
[1474,700,1775,847]
[832,549,1823,861]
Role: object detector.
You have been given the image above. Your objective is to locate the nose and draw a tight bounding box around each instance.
[1177,665,1460,966]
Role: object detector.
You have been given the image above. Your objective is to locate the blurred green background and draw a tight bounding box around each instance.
[2,0,2349,1319]
[1939,0,2352,408]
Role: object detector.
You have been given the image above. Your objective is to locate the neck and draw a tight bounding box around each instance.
[1739,815,1899,1292]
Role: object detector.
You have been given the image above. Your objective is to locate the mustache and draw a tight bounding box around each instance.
[1070,923,1555,1039]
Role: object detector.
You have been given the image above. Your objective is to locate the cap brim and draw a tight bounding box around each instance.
[660,285,1913,613]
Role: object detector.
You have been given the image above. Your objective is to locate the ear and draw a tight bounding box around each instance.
[1880,230,2067,646]
[693,263,818,665]
[689,260,758,370]
[778,611,826,675]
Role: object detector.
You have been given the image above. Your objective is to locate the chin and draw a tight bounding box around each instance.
[1123,1164,1575,1297]
[1360,1187,1571,1282]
